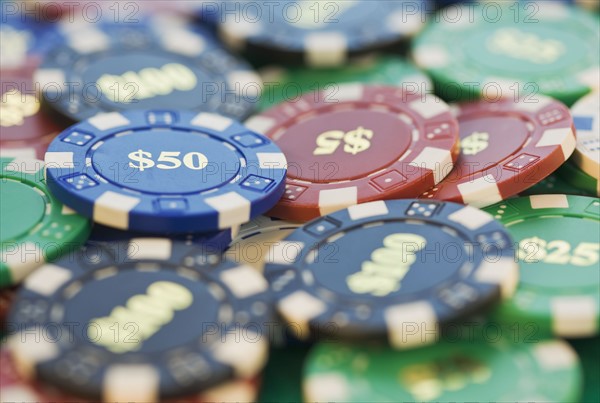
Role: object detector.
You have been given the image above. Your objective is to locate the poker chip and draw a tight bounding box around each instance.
[557,160,600,197]
[34,14,262,123]
[0,74,65,160]
[258,56,432,110]
[0,348,77,403]
[1,348,261,403]
[225,216,301,272]
[90,224,235,253]
[246,84,460,222]
[485,195,600,338]
[44,110,287,233]
[569,337,600,403]
[258,346,309,403]
[520,172,596,197]
[7,239,271,401]
[0,133,56,160]
[263,199,518,348]
[571,92,600,179]
[218,0,426,67]
[0,287,16,328]
[303,339,582,402]
[413,2,600,106]
[420,96,576,207]
[0,157,90,287]
[0,11,63,72]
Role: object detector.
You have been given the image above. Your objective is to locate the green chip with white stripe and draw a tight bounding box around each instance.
[485,194,600,338]
[0,157,90,286]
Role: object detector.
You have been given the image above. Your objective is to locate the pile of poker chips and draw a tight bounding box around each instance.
[1,1,599,402]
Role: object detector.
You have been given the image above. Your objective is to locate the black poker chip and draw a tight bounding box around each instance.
[7,239,271,401]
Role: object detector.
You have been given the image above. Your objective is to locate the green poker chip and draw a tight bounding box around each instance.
[485,195,600,338]
[258,346,309,403]
[557,160,600,197]
[413,3,599,106]
[0,157,91,286]
[258,55,432,110]
[569,337,600,403]
[521,171,597,197]
[303,339,582,402]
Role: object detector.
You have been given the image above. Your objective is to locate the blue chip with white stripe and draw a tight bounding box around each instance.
[263,199,519,349]
[218,0,427,68]
[34,14,262,122]
[44,110,287,233]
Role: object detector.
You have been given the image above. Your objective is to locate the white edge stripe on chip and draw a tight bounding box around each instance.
[244,115,276,135]
[88,112,130,131]
[257,152,287,169]
[213,330,268,377]
[385,301,438,349]
[347,200,389,220]
[278,290,327,340]
[104,365,159,402]
[94,191,141,230]
[551,296,598,337]
[44,152,74,169]
[127,238,172,260]
[533,340,577,370]
[448,205,493,230]
[220,265,268,298]
[191,112,232,131]
[475,257,519,299]
[204,192,251,229]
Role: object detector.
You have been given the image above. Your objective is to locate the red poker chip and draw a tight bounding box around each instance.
[0,288,16,329]
[1,75,64,143]
[0,133,57,160]
[0,348,79,403]
[420,96,576,207]
[1,348,260,403]
[245,84,460,221]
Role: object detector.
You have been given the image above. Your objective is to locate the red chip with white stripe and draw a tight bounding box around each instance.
[421,96,576,207]
[245,84,460,221]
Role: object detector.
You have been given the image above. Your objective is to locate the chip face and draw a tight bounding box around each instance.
[303,340,582,402]
[246,84,460,221]
[219,0,427,67]
[263,199,518,349]
[485,195,600,338]
[0,157,90,287]
[413,2,600,106]
[35,15,262,122]
[7,239,271,401]
[44,110,287,233]
[420,96,576,207]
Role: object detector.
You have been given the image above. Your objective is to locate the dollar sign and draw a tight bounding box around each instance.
[343,126,373,155]
[461,132,489,156]
[129,149,154,172]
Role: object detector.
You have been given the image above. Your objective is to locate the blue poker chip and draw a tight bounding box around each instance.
[0,10,63,71]
[34,14,262,122]
[218,0,428,67]
[44,110,287,233]
[264,199,519,349]
[89,223,233,252]
[7,238,271,400]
